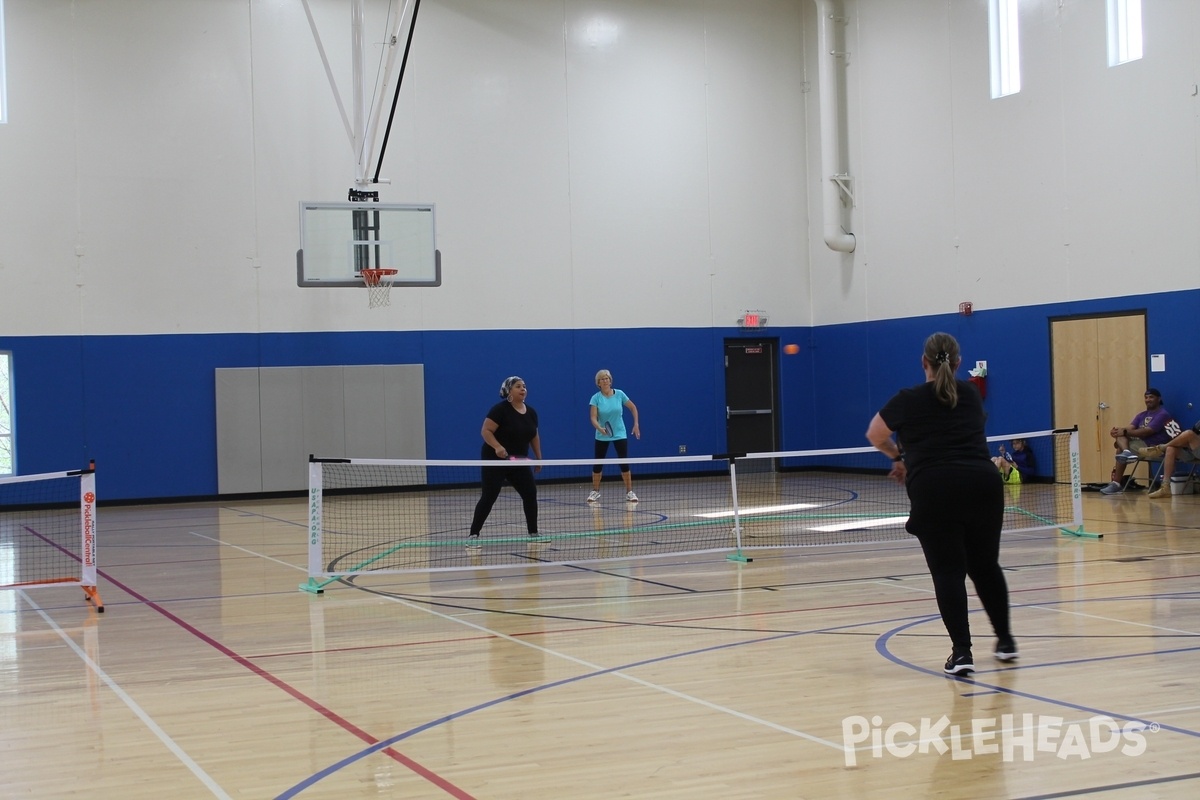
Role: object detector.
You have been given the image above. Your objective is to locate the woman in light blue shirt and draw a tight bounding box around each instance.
[588,369,641,503]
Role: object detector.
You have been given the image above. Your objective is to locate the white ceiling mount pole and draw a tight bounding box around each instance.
[363,0,415,182]
[299,0,355,148]
[351,0,368,188]
[813,0,855,253]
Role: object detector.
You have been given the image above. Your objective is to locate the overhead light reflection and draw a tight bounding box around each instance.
[694,503,823,519]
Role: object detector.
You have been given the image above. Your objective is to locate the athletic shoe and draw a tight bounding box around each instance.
[528,532,547,542]
[587,490,601,503]
[1099,481,1124,495]
[1136,444,1166,459]
[944,650,975,676]
[466,534,482,549]
[1116,450,1139,463]
[625,491,638,502]
[994,638,1019,662]
[1148,485,1170,499]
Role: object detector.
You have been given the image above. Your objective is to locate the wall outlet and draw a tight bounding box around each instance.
[678,445,687,454]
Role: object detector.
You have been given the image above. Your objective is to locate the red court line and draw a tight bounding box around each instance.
[93,568,475,800]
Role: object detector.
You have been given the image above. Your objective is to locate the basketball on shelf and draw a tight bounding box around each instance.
[784,344,800,355]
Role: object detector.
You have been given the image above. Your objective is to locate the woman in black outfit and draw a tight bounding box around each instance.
[866,332,1017,675]
[468,376,544,546]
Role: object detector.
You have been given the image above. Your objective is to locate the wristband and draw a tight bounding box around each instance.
[892,454,903,462]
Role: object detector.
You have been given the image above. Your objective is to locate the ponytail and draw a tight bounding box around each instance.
[924,332,961,408]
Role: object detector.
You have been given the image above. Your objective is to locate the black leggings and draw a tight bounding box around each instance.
[470,464,538,536]
[906,464,1010,652]
[592,438,630,474]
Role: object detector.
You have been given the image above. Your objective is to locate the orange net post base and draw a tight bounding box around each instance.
[361,268,399,308]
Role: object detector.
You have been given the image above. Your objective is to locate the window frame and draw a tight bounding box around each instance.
[988,0,1021,99]
[0,0,7,124]
[1107,0,1144,67]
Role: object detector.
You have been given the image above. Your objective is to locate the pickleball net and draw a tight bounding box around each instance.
[0,465,103,611]
[301,428,1081,589]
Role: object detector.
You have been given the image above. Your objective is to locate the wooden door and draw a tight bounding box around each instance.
[1052,314,1147,483]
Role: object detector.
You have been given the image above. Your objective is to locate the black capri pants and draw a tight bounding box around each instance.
[592,438,630,474]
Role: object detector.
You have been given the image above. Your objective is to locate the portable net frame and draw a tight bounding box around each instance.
[0,466,103,611]
[301,428,1082,590]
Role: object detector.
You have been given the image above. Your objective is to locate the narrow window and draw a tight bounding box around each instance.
[0,352,12,475]
[1107,0,1143,66]
[989,0,1021,98]
[0,0,7,123]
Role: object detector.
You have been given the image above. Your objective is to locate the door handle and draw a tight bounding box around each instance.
[728,408,772,416]
[1098,402,1109,410]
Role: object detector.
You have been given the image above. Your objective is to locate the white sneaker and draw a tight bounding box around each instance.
[587,490,601,503]
[1099,481,1123,495]
[625,491,638,502]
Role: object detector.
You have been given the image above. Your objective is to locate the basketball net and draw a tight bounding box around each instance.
[361,268,398,309]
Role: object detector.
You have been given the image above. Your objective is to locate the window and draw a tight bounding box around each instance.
[0,0,7,123]
[0,352,12,475]
[988,0,1021,98]
[1107,0,1143,66]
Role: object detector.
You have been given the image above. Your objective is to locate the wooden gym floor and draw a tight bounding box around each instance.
[4,487,1200,799]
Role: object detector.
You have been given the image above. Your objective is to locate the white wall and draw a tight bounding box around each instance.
[814,0,1200,325]
[0,0,810,336]
[1,0,1197,336]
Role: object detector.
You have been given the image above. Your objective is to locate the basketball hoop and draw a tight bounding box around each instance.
[361,268,399,309]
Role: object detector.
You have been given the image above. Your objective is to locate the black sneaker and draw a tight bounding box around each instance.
[994,638,1019,662]
[944,650,975,675]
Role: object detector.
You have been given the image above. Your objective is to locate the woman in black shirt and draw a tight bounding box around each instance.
[866,332,1016,676]
[468,376,544,545]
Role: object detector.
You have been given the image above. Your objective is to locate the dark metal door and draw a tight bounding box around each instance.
[724,339,779,458]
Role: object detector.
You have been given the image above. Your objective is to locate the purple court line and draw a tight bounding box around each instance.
[90,567,477,800]
[874,593,1200,740]
[283,592,1200,796]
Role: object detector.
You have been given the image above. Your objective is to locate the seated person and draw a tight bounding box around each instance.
[991,438,1036,484]
[1101,388,1175,495]
[1144,421,1200,499]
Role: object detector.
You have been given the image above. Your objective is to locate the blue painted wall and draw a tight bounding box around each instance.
[4,288,1196,501]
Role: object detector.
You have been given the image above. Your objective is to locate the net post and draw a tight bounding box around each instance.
[300,458,327,594]
[724,456,753,563]
[78,467,103,611]
[1059,426,1103,539]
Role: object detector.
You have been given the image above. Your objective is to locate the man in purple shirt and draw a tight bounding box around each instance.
[1101,388,1178,494]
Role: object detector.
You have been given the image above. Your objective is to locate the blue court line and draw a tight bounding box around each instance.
[274,610,924,798]
[280,591,1200,797]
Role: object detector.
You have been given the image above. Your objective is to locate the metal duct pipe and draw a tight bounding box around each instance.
[813,0,855,253]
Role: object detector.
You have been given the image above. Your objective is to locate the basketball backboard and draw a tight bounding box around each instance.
[297,201,440,287]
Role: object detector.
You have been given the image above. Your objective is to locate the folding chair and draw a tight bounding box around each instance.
[1120,454,1164,492]
[1126,447,1200,494]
